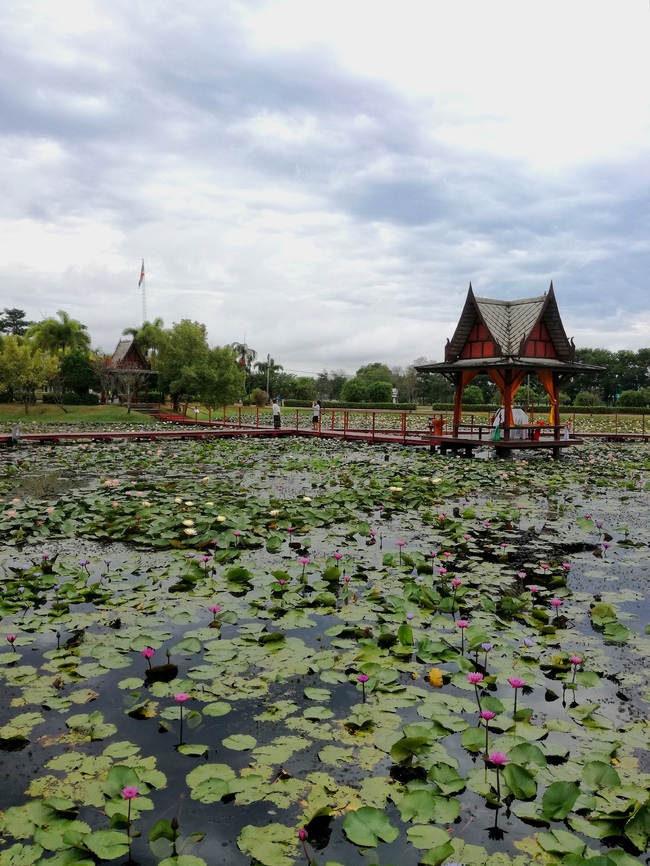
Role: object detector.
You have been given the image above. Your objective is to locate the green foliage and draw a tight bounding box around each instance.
[366,380,392,402]
[355,362,393,384]
[27,310,91,356]
[59,349,96,396]
[0,308,32,336]
[340,376,368,402]
[155,321,243,409]
[574,390,602,407]
[617,389,647,408]
[0,336,59,412]
[462,384,486,405]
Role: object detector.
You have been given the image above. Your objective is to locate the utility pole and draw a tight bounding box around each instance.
[266,354,270,397]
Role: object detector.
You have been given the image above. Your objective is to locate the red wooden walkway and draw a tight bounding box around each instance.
[1,407,647,455]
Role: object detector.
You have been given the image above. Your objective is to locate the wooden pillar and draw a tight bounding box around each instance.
[503,370,513,440]
[453,373,463,434]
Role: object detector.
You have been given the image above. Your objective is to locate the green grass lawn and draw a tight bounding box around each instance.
[0,403,160,426]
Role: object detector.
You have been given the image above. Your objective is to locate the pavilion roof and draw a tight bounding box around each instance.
[111,339,151,370]
[417,283,603,376]
[444,282,574,362]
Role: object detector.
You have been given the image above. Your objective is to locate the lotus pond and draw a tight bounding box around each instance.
[0,435,649,866]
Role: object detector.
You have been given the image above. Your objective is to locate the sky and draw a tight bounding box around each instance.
[2,0,650,378]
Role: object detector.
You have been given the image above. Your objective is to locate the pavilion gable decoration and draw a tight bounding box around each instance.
[445,282,574,364]
[111,339,150,370]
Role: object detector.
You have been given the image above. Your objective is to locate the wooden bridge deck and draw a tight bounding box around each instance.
[0,407,647,456]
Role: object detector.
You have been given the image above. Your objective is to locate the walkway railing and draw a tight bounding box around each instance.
[157,406,650,442]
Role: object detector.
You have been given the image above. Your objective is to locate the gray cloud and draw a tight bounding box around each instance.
[1,0,649,373]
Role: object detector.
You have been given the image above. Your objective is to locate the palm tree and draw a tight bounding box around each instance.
[28,310,91,356]
[230,342,257,394]
[254,356,284,396]
[122,318,165,363]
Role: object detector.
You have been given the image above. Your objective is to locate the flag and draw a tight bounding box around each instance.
[138,260,145,287]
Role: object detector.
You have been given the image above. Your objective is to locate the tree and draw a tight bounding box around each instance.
[156,321,211,412]
[356,362,393,385]
[60,349,96,396]
[200,346,246,416]
[316,369,348,400]
[28,310,91,356]
[122,318,165,365]
[617,390,647,408]
[573,390,602,407]
[0,336,58,413]
[230,342,257,395]
[254,356,284,397]
[0,308,32,336]
[463,384,485,405]
[292,377,317,401]
[340,377,368,403]
[89,354,156,413]
[366,380,392,402]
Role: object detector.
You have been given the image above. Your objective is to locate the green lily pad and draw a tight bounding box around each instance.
[342,806,399,847]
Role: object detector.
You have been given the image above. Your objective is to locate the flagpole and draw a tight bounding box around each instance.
[138,259,147,326]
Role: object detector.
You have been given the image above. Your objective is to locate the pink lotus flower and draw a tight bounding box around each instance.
[480,709,496,720]
[397,541,405,547]
[467,672,484,685]
[121,787,140,799]
[6,634,17,650]
[141,647,155,667]
[457,620,469,629]
[358,673,369,703]
[333,553,342,560]
[550,598,563,608]
[299,557,310,564]
[529,586,539,594]
[569,656,582,666]
[489,751,509,766]
[508,677,526,713]
[452,578,462,587]
[174,693,190,703]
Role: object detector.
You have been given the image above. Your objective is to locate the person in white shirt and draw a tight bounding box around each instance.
[312,400,321,430]
[272,398,281,429]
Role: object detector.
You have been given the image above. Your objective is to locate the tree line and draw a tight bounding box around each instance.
[2,306,650,411]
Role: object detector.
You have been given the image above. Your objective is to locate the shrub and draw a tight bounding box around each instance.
[366,380,392,402]
[42,392,99,405]
[462,385,485,405]
[617,390,647,408]
[340,377,368,403]
[250,388,269,407]
[573,390,602,407]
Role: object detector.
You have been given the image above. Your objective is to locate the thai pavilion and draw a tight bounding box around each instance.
[416,283,602,456]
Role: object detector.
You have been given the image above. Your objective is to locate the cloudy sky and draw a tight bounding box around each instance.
[2,0,650,377]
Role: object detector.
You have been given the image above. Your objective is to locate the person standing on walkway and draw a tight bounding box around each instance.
[272,397,281,429]
[312,399,321,430]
